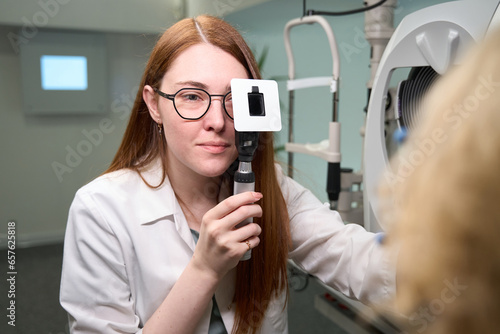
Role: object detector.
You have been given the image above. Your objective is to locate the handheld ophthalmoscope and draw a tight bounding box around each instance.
[231,79,281,261]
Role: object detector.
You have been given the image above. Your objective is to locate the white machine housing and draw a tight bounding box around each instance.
[363,0,500,232]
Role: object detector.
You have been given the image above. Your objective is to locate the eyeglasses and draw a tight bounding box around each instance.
[154,87,233,120]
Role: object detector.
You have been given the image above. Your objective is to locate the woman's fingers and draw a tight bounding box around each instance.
[202,192,263,244]
[193,192,264,277]
[205,192,263,223]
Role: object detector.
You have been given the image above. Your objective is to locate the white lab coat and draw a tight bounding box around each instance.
[60,162,394,333]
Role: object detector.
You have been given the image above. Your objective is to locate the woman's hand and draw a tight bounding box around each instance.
[192,191,263,280]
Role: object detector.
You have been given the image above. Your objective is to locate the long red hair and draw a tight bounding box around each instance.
[106,15,291,333]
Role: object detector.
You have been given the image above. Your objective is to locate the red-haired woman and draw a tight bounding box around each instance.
[60,15,394,334]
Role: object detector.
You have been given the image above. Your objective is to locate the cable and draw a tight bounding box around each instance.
[303,0,388,17]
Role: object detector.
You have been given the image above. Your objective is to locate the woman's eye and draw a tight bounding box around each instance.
[185,94,200,101]
[179,92,204,102]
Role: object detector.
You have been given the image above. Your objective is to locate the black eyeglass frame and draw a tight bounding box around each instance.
[154,87,233,120]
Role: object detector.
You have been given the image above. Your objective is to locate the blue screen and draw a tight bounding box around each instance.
[40,55,88,91]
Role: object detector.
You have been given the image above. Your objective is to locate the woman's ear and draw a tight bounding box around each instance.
[143,85,161,122]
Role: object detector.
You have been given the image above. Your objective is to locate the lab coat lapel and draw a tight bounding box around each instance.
[216,267,237,332]
[173,199,197,252]
[139,161,196,252]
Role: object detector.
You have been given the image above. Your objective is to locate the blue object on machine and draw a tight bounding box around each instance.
[393,127,408,144]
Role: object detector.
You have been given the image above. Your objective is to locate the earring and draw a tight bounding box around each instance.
[157,120,162,136]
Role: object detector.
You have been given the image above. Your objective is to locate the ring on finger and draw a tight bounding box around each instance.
[245,240,251,250]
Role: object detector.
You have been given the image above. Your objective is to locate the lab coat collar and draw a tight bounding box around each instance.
[135,158,235,226]
[130,160,179,226]
[134,159,204,253]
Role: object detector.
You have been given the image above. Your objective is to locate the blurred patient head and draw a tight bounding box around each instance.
[382,28,500,333]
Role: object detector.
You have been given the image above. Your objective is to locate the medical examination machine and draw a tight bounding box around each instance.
[363,0,500,232]
[283,0,500,232]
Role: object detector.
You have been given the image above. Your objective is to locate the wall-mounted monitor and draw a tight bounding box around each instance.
[19,30,107,115]
[40,55,88,91]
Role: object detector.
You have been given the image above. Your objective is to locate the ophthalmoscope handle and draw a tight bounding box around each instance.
[234,163,255,261]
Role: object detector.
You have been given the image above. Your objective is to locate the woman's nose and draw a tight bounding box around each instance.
[203,97,226,132]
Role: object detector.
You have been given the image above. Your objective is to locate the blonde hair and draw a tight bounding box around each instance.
[381,28,500,333]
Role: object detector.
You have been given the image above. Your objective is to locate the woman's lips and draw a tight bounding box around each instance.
[198,142,230,153]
